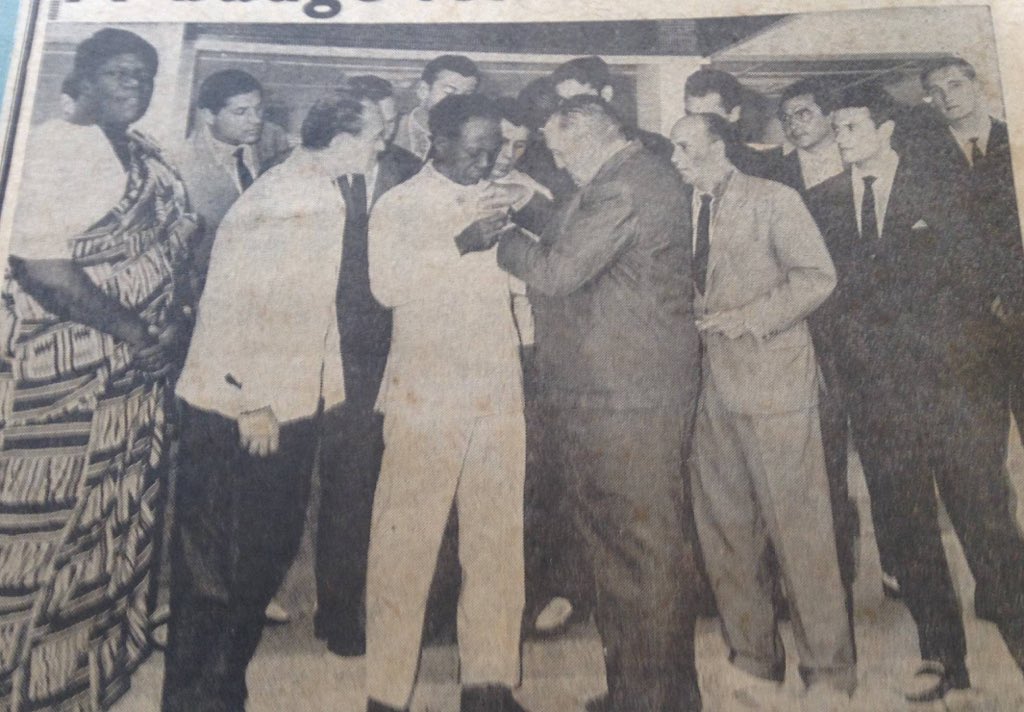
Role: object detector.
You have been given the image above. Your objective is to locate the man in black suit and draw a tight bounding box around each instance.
[763,78,858,599]
[312,74,422,657]
[684,68,772,178]
[804,84,1024,704]
[916,58,1024,464]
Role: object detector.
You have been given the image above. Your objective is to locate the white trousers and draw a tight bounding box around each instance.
[365,409,526,708]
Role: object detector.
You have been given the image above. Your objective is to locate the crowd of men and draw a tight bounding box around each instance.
[157,51,1024,712]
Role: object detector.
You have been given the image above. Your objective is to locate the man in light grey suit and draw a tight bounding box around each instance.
[669,113,855,710]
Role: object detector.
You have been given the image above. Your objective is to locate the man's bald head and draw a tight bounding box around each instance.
[669,113,732,189]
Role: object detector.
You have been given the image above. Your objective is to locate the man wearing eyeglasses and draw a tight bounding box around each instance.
[764,79,858,602]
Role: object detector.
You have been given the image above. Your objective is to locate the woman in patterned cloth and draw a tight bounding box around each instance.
[0,28,195,711]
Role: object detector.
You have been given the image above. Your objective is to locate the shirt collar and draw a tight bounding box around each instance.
[949,115,993,155]
[696,165,736,204]
[203,125,254,167]
[851,147,899,185]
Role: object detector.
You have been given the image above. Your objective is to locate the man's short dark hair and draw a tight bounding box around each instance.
[347,75,394,102]
[835,83,900,128]
[549,95,625,137]
[421,55,479,85]
[551,56,611,92]
[74,28,158,79]
[197,70,263,114]
[428,94,501,142]
[517,77,561,130]
[685,68,744,112]
[779,78,837,117]
[920,57,978,85]
[690,112,734,144]
[301,88,368,149]
[494,96,530,128]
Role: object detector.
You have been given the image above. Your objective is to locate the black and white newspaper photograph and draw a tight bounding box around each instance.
[0,0,1023,710]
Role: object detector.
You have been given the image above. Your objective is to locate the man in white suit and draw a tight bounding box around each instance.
[365,93,530,712]
[670,112,854,710]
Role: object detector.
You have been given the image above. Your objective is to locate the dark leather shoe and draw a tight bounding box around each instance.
[367,698,405,712]
[460,684,528,712]
[325,631,365,657]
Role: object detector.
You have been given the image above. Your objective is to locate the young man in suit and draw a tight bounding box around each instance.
[683,68,773,179]
[175,70,289,301]
[496,95,704,712]
[918,58,1024,487]
[311,74,423,657]
[670,112,854,711]
[804,84,1024,703]
[394,54,480,161]
[764,79,860,600]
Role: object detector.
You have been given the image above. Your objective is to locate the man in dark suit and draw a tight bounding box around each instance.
[804,84,1024,704]
[684,68,772,179]
[493,95,703,712]
[550,56,675,163]
[763,79,858,598]
[916,58,1024,468]
[311,74,423,657]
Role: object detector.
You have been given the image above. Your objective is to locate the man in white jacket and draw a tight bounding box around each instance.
[365,93,530,712]
[165,88,385,712]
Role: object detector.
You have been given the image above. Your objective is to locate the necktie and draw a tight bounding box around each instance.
[235,146,254,191]
[969,137,984,168]
[861,176,879,241]
[694,194,712,294]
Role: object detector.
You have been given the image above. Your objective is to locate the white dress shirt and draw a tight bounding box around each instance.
[797,142,843,189]
[852,148,900,238]
[369,162,524,416]
[176,149,347,422]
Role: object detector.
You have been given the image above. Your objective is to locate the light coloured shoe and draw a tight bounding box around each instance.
[534,597,573,633]
[714,662,786,710]
[942,688,999,712]
[264,598,292,624]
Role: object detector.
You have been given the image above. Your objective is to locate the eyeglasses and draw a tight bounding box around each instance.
[780,107,821,126]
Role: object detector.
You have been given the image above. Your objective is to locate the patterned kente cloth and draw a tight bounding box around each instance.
[0,129,195,711]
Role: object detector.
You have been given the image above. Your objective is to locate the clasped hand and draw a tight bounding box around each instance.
[696,310,753,339]
[131,321,189,377]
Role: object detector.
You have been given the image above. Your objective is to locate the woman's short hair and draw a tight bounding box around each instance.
[73,28,158,79]
[301,88,369,149]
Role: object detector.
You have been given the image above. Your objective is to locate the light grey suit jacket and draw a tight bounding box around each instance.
[695,169,836,416]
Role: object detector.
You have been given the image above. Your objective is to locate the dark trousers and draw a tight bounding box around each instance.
[314,400,384,640]
[848,357,1024,682]
[162,405,317,712]
[817,362,858,597]
[554,406,702,712]
[523,349,593,618]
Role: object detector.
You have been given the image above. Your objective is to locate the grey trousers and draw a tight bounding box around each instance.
[691,383,856,693]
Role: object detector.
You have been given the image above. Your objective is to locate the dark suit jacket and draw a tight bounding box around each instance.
[804,158,991,398]
[727,140,773,180]
[497,141,700,412]
[763,146,804,192]
[908,119,1024,317]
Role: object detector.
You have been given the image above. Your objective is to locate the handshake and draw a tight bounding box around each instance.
[454,182,531,255]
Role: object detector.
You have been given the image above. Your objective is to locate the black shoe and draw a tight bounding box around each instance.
[460,684,528,712]
[367,699,405,712]
[583,694,608,712]
[325,632,365,657]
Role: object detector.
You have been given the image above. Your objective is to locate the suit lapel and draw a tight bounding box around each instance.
[705,171,753,289]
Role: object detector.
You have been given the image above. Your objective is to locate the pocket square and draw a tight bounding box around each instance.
[911,219,930,230]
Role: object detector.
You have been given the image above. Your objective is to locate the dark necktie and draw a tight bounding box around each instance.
[337,174,370,300]
[694,194,712,295]
[861,175,879,241]
[235,146,254,191]
[969,137,984,169]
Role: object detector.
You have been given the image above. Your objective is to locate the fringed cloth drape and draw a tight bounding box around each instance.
[0,130,195,711]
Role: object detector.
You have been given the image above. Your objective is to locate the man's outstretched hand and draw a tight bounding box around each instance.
[455,213,508,255]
